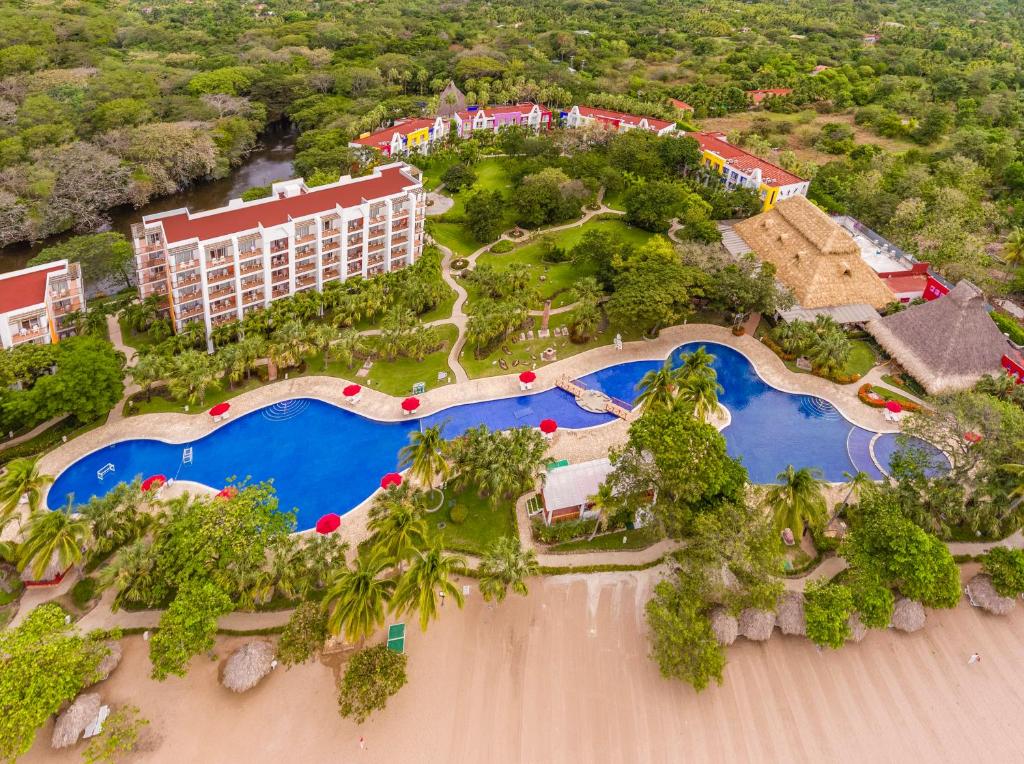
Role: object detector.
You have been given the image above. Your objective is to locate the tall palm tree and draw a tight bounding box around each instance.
[367,502,428,565]
[677,346,717,385]
[168,350,220,405]
[306,323,342,370]
[392,543,466,631]
[1003,227,1024,267]
[399,424,450,491]
[0,457,53,527]
[674,374,724,422]
[17,500,93,581]
[808,330,851,377]
[79,479,149,556]
[840,470,872,509]
[130,352,166,402]
[587,482,617,540]
[267,319,310,372]
[300,533,350,590]
[765,465,828,538]
[98,540,156,610]
[635,360,679,411]
[478,536,539,603]
[322,550,396,644]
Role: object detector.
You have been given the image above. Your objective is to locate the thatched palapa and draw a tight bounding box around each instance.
[775,592,806,636]
[865,281,1012,395]
[709,607,738,646]
[51,693,101,749]
[966,574,1016,616]
[222,640,276,693]
[733,195,894,310]
[738,608,776,641]
[891,598,926,633]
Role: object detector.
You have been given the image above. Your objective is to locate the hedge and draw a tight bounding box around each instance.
[858,383,922,412]
[992,311,1024,345]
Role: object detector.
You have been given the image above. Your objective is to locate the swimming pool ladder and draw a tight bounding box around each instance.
[182,447,193,464]
[97,463,115,481]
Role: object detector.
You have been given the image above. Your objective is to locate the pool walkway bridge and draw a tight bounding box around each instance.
[555,376,632,420]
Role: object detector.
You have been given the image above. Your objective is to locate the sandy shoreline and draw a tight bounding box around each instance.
[26,569,1024,763]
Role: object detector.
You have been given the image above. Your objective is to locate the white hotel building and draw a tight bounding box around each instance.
[132,163,425,338]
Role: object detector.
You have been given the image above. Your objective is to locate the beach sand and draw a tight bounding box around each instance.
[27,570,1024,763]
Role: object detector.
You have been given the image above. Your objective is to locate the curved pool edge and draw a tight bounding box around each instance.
[38,323,896,501]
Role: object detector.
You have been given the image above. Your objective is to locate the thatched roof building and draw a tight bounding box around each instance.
[966,574,1016,616]
[709,607,738,646]
[52,693,101,749]
[738,608,776,641]
[437,81,467,117]
[890,598,926,632]
[222,640,276,693]
[733,195,894,310]
[775,592,806,636]
[865,281,1011,395]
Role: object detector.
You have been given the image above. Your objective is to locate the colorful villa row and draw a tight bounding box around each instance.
[0,260,85,350]
[131,163,426,341]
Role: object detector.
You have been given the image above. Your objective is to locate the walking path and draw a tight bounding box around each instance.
[0,415,67,453]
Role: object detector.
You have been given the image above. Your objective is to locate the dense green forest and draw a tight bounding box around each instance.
[2,0,1024,288]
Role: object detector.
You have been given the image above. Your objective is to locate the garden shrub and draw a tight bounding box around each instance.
[489,240,514,254]
[71,576,98,609]
[531,517,597,544]
[449,504,468,525]
[992,312,1024,345]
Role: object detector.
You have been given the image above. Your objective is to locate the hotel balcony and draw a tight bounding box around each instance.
[51,298,82,317]
[367,264,386,277]
[346,263,361,276]
[271,285,290,299]
[271,272,289,285]
[295,262,315,275]
[207,268,235,285]
[238,249,262,262]
[174,271,201,288]
[240,260,263,276]
[322,253,339,265]
[323,266,340,279]
[295,231,316,245]
[269,241,289,254]
[390,259,409,271]
[347,221,362,233]
[392,234,408,246]
[367,244,385,256]
[211,313,237,328]
[270,255,289,269]
[210,298,237,316]
[243,290,264,306]
[208,283,236,301]
[206,255,232,270]
[177,303,204,320]
[322,241,340,254]
[241,276,264,289]
[367,255,385,267]
[393,219,409,232]
[137,253,166,270]
[9,321,46,342]
[347,236,363,247]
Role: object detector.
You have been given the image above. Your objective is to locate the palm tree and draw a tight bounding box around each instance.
[840,470,872,510]
[130,352,166,402]
[306,323,342,370]
[587,482,617,540]
[765,465,828,538]
[79,480,149,556]
[17,500,93,581]
[478,536,539,603]
[677,346,717,385]
[98,540,156,610]
[399,424,450,491]
[392,543,466,631]
[300,533,350,589]
[322,550,396,644]
[367,501,428,566]
[266,319,310,374]
[675,374,723,422]
[1003,227,1024,267]
[168,350,220,405]
[808,330,851,377]
[635,360,680,411]
[0,457,53,527]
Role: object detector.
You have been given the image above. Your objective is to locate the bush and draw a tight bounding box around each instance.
[531,517,597,544]
[449,504,468,525]
[337,644,408,723]
[489,240,514,254]
[981,547,1024,597]
[992,311,1024,345]
[71,576,98,609]
[857,383,922,411]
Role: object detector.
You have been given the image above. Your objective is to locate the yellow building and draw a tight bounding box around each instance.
[690,131,809,210]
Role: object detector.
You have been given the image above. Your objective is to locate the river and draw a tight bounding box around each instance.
[0,125,297,274]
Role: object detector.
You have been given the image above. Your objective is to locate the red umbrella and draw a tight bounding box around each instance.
[216,486,238,500]
[539,418,558,434]
[965,431,983,444]
[885,400,903,413]
[519,370,536,383]
[381,472,403,490]
[315,513,341,534]
[141,474,167,492]
[401,397,420,412]
[343,384,361,397]
[209,402,230,417]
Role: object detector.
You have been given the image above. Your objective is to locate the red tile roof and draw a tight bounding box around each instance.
[669,98,694,112]
[349,118,438,148]
[153,165,419,244]
[690,131,804,187]
[0,265,62,314]
[880,273,928,296]
[746,88,793,105]
[455,103,543,120]
[575,105,674,131]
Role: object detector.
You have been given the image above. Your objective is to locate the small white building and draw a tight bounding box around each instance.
[540,458,614,525]
[564,105,677,136]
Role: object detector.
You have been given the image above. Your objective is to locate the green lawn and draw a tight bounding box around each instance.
[428,221,487,258]
[425,486,518,556]
[869,385,919,407]
[844,340,877,377]
[473,219,662,309]
[881,372,926,398]
[546,526,660,553]
[419,281,457,323]
[357,323,459,396]
[460,310,648,380]
[603,187,628,211]
[427,158,522,257]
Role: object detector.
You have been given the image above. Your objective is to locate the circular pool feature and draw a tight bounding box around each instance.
[50,342,882,531]
[871,433,950,478]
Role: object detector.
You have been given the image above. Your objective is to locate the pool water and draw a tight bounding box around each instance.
[49,342,890,530]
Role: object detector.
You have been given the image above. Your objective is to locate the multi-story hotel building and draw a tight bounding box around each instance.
[0,260,86,350]
[689,131,809,211]
[563,105,677,135]
[132,163,425,339]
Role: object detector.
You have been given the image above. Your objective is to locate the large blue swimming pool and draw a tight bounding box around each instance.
[48,342,889,530]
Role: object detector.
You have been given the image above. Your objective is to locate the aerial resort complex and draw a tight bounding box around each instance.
[4,1,1024,762]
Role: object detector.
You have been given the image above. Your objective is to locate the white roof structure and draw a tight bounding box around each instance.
[542,458,613,511]
[779,304,881,325]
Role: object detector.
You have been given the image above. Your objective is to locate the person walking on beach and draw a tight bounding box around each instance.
[968,652,981,665]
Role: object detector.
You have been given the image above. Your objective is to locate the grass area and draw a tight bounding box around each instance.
[869,385,919,406]
[117,316,162,354]
[427,158,521,256]
[428,220,486,258]
[546,526,660,553]
[460,311,647,380]
[603,187,627,211]
[418,282,457,323]
[0,416,105,466]
[425,485,517,556]
[844,340,877,377]
[473,219,662,309]
[882,372,926,398]
[358,323,459,396]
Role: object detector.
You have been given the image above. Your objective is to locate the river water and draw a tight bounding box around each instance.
[0,125,297,274]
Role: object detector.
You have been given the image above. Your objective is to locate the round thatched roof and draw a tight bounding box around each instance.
[93,641,122,683]
[847,612,867,643]
[222,640,275,693]
[709,607,738,646]
[775,592,806,636]
[738,608,776,641]
[891,598,926,633]
[967,574,1016,616]
[51,693,101,749]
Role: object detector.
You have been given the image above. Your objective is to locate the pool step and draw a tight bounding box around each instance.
[846,427,885,480]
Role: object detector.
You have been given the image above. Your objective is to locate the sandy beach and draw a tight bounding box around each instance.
[25,568,1024,764]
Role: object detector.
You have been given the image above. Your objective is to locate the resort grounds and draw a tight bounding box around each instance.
[24,565,1024,764]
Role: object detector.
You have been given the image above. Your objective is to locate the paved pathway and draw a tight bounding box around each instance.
[0,415,67,453]
[105,313,141,424]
